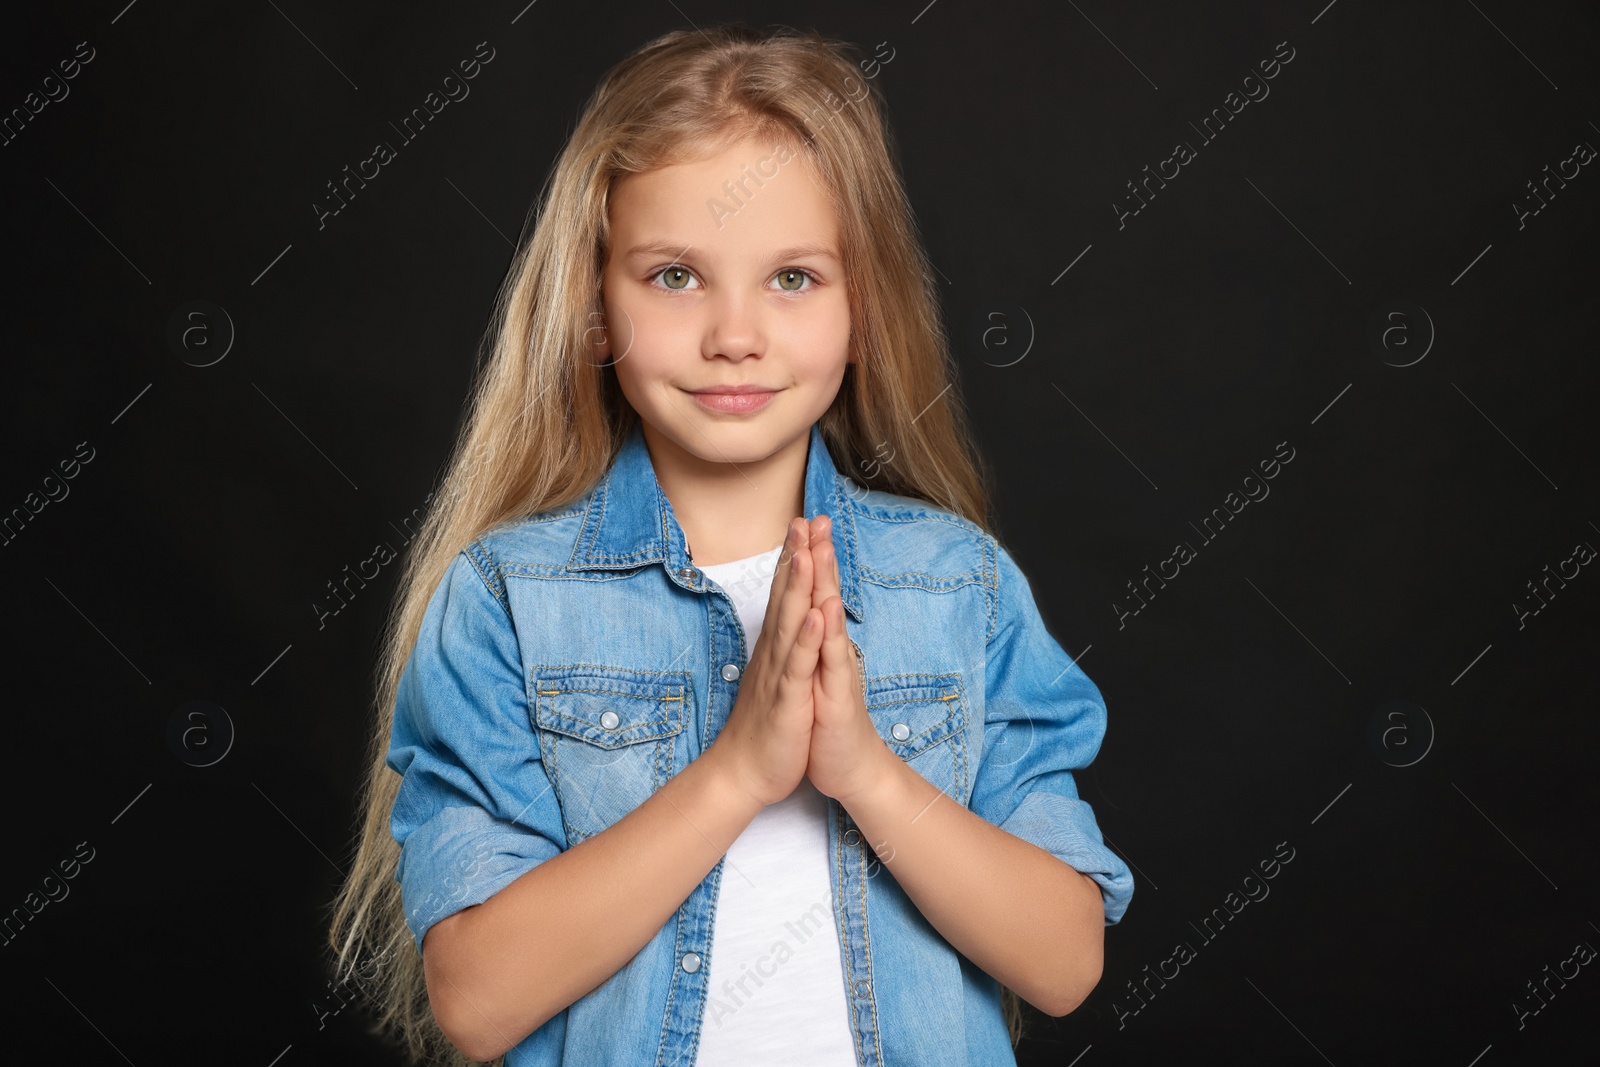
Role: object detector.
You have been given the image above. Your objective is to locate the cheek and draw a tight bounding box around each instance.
[602,289,676,374]
[613,310,690,380]
[788,300,852,370]
[606,321,695,415]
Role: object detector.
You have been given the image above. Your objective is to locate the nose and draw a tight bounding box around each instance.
[704,286,764,361]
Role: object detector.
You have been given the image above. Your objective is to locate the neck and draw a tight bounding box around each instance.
[640,421,808,567]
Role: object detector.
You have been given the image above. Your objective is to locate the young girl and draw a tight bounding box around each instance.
[328,23,1132,1067]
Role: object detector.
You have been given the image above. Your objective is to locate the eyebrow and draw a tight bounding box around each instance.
[623,240,840,264]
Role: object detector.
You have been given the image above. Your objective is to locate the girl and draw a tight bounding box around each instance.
[328,23,1132,1067]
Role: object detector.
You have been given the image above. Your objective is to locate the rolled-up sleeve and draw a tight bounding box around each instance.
[386,543,567,955]
[968,538,1134,926]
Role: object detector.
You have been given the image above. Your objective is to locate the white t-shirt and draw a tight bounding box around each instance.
[691,543,857,1066]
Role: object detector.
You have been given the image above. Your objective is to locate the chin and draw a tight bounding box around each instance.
[684,420,807,463]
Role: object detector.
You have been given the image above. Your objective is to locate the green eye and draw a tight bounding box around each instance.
[659,266,693,290]
[776,269,808,291]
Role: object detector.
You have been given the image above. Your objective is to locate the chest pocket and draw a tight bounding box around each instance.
[531,666,690,843]
[865,673,968,803]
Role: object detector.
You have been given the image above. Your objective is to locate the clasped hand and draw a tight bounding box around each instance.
[716,514,888,809]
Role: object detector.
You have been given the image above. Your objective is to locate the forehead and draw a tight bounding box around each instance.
[608,136,839,256]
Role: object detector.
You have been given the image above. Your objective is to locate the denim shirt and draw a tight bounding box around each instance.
[386,421,1134,1066]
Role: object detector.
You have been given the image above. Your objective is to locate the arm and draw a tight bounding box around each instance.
[838,748,1105,1016]
[427,743,761,1060]
[387,549,765,1061]
[839,537,1133,1017]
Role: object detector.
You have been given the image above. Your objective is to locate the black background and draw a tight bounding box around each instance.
[2,1,1596,1064]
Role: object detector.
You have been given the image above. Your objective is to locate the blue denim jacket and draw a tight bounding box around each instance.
[386,420,1134,1066]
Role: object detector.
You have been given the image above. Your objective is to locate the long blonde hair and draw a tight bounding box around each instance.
[324,23,1027,1064]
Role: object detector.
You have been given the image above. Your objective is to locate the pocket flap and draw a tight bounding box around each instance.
[865,673,963,760]
[532,666,689,748]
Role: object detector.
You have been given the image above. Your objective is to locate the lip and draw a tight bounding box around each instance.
[686,386,779,414]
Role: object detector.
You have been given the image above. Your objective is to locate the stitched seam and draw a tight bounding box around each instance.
[532,664,693,679]
[708,594,743,752]
[536,688,684,700]
[461,510,591,577]
[540,714,578,844]
[858,577,982,596]
[851,499,983,531]
[681,857,722,1062]
[532,683,686,743]
[837,480,864,619]
[948,677,970,803]
[834,802,868,1066]
[867,691,959,708]
[519,506,585,524]
[463,539,510,615]
[984,533,999,644]
[858,821,883,1066]
[503,571,649,584]
[565,470,613,571]
[655,880,688,1067]
[864,673,963,697]
[486,506,587,538]
[859,564,983,581]
[587,465,610,560]
[899,733,958,759]
[535,721,682,743]
[654,705,668,791]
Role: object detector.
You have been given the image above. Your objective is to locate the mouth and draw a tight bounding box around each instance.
[685,386,780,414]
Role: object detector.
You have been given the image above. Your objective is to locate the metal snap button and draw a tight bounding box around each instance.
[720,663,741,682]
[890,722,911,742]
[679,567,696,579]
[599,710,620,730]
[843,828,861,846]
[680,951,702,973]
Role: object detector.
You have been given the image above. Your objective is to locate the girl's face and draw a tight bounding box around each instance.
[597,135,852,468]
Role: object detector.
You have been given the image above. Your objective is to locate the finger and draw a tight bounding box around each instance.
[770,527,815,656]
[816,595,853,701]
[810,515,841,614]
[759,518,804,645]
[779,607,824,690]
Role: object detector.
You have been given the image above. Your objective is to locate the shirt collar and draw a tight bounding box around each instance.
[568,420,864,622]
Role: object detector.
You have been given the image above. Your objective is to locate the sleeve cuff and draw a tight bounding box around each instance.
[996,789,1135,926]
[395,803,564,954]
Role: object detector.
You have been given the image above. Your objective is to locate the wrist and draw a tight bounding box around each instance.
[698,737,769,819]
[835,742,914,817]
